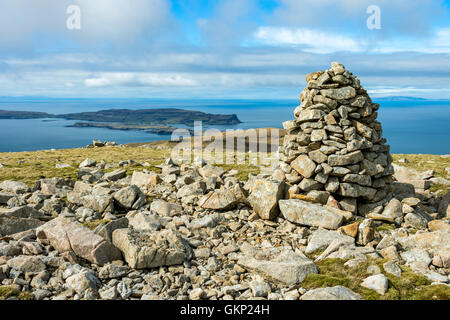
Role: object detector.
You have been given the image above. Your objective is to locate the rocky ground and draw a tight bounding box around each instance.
[0,147,449,300]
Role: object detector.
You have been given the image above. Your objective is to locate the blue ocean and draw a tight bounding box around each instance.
[0,97,449,154]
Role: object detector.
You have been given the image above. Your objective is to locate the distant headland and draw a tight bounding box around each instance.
[0,108,242,126]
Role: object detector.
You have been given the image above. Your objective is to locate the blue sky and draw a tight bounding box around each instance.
[0,0,450,99]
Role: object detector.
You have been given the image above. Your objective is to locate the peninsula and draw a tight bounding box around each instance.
[0,108,242,126]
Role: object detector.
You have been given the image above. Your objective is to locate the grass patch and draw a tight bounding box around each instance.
[301,258,450,300]
[18,291,34,300]
[81,219,111,230]
[217,163,261,181]
[0,286,20,300]
[376,223,396,232]
[0,146,171,186]
[392,154,450,192]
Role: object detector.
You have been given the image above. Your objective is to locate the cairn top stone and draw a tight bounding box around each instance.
[278,62,394,217]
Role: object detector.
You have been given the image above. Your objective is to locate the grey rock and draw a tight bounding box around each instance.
[320,86,356,100]
[361,274,389,295]
[0,180,29,194]
[199,184,246,211]
[328,151,364,166]
[301,286,362,300]
[291,155,317,178]
[247,179,286,220]
[112,228,190,269]
[237,245,318,285]
[383,261,402,277]
[79,158,97,168]
[7,255,46,273]
[306,228,355,254]
[36,217,122,266]
[279,199,345,230]
[103,169,127,182]
[114,185,145,210]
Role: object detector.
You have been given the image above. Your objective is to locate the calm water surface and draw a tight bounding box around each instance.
[0,98,449,154]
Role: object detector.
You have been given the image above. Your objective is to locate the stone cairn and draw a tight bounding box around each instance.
[278,62,395,216]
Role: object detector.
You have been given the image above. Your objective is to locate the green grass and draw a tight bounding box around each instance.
[376,223,396,232]
[392,154,450,193]
[0,286,20,300]
[81,219,111,230]
[0,146,171,187]
[301,258,450,300]
[0,286,33,300]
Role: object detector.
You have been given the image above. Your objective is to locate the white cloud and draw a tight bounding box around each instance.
[84,73,198,88]
[254,27,364,53]
[0,0,174,49]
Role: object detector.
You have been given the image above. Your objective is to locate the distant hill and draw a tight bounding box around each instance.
[0,108,242,126]
[374,96,428,101]
[0,110,51,119]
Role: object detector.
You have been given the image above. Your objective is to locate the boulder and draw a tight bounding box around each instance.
[113,185,146,210]
[6,255,46,273]
[305,228,355,254]
[247,179,286,220]
[300,286,362,300]
[0,216,45,236]
[150,199,182,216]
[279,199,346,230]
[361,274,389,295]
[0,180,29,194]
[199,184,246,211]
[127,211,161,232]
[112,228,190,269]
[237,245,318,285]
[79,158,96,168]
[130,171,161,188]
[36,217,122,265]
[291,155,316,178]
[103,169,127,182]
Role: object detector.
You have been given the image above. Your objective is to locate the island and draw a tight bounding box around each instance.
[0,108,242,126]
[68,122,194,135]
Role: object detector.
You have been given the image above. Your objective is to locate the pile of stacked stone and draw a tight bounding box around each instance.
[278,62,394,216]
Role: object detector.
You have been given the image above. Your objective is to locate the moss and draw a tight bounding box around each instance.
[376,223,395,232]
[302,274,350,289]
[300,258,448,300]
[18,291,34,300]
[81,219,111,230]
[217,163,261,181]
[0,286,20,300]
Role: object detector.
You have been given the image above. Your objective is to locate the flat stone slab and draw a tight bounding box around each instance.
[237,244,318,285]
[112,228,190,269]
[306,228,355,254]
[279,199,346,230]
[0,216,45,236]
[300,286,362,300]
[36,217,122,266]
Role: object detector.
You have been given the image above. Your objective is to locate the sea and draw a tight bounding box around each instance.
[0,97,449,154]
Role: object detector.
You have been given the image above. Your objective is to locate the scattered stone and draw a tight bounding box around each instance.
[300,286,362,300]
[112,228,190,269]
[36,217,122,265]
[237,245,318,285]
[247,179,286,220]
[361,274,389,295]
[279,199,346,230]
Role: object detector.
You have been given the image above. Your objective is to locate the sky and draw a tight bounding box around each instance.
[0,0,450,99]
